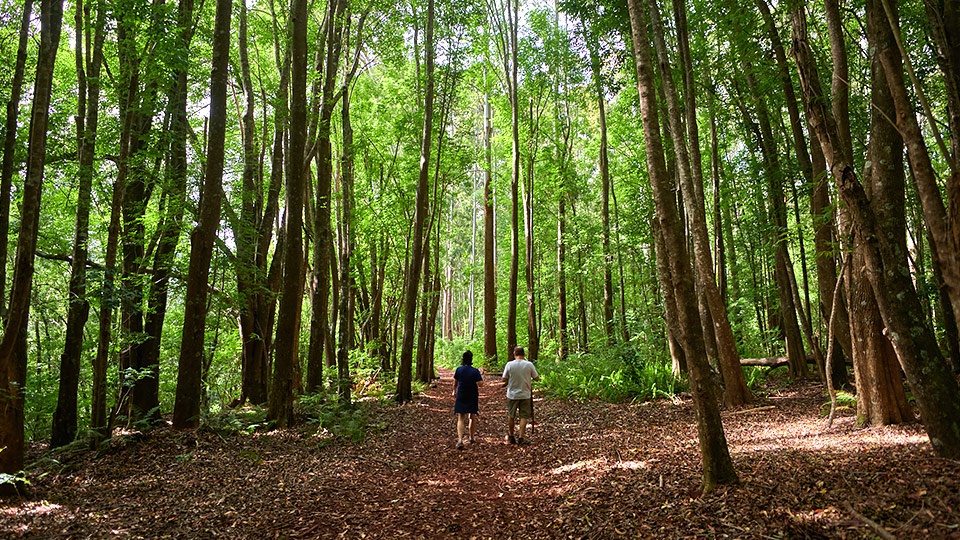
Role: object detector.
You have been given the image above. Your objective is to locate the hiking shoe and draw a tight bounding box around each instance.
[507,435,516,444]
[516,437,527,446]
[468,437,476,444]
[456,440,464,449]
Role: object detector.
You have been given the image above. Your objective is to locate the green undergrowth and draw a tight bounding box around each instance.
[536,345,686,402]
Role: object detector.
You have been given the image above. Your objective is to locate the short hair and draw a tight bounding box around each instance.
[514,346,525,357]
[462,350,473,365]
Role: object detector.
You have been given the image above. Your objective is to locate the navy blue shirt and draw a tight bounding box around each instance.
[454,365,482,414]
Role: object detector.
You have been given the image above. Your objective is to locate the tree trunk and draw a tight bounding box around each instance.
[0,0,64,481]
[235,0,280,405]
[336,84,355,405]
[307,0,347,393]
[649,0,750,405]
[879,0,960,354]
[792,2,960,458]
[628,0,737,491]
[483,92,497,364]
[586,38,615,345]
[0,0,33,323]
[268,0,306,427]
[52,0,106,448]
[174,0,232,429]
[396,0,434,402]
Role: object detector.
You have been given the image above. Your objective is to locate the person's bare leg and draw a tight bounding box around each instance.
[508,415,516,439]
[457,414,466,442]
[468,414,477,442]
[518,418,528,439]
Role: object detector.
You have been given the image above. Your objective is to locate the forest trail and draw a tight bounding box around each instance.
[2,368,959,538]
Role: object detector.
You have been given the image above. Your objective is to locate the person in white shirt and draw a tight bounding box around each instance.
[501,346,539,445]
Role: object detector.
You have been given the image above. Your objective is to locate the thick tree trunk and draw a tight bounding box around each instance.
[0,0,64,480]
[174,0,232,429]
[793,3,960,458]
[628,0,737,492]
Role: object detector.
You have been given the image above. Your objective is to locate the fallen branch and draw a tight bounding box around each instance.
[844,502,896,540]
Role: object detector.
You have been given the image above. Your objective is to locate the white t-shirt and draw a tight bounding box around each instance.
[502,359,539,400]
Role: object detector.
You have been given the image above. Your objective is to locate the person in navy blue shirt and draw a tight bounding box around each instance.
[452,350,483,449]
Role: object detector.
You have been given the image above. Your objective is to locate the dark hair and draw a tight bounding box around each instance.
[514,346,525,357]
[462,350,473,365]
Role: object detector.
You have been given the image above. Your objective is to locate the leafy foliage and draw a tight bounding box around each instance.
[538,344,685,402]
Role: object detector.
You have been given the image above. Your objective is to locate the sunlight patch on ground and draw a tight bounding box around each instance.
[551,458,605,475]
[0,501,63,518]
[730,414,930,454]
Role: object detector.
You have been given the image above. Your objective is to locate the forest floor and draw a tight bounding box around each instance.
[1,368,959,539]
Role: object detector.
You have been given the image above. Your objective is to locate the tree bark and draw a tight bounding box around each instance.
[792,2,960,458]
[628,0,738,491]
[52,0,106,448]
[396,0,435,402]
[0,0,64,480]
[483,92,497,363]
[174,0,232,429]
[0,0,33,323]
[268,0,306,427]
[649,0,750,405]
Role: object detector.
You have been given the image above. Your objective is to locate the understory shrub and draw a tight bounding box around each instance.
[537,344,685,402]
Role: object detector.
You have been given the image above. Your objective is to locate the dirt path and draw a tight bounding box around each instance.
[2,369,959,538]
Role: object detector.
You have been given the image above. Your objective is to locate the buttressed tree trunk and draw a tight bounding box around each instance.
[628,0,737,492]
[792,2,960,458]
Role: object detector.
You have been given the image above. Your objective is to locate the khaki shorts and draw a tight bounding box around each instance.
[507,398,532,419]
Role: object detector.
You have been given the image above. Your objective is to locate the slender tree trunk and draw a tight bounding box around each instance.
[396,0,434,402]
[52,0,106,448]
[653,218,686,375]
[268,0,306,426]
[336,84,355,405]
[0,0,64,481]
[483,93,497,363]
[628,0,737,491]
[174,0,232,429]
[0,0,33,323]
[648,0,750,405]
